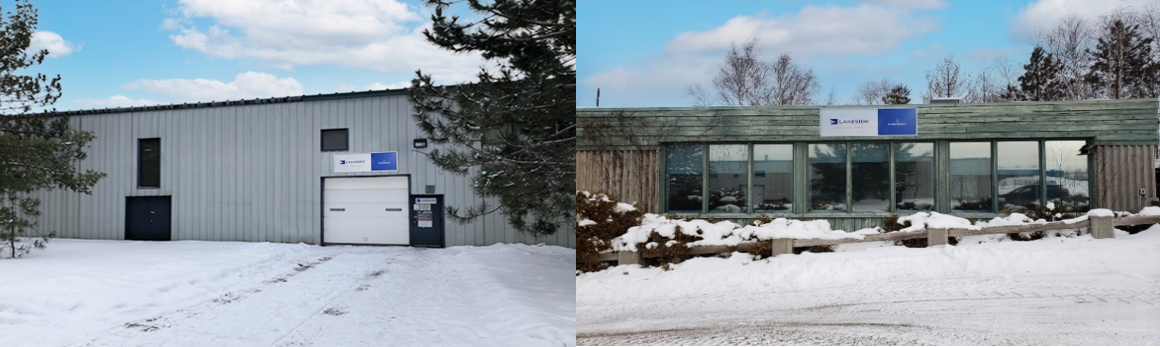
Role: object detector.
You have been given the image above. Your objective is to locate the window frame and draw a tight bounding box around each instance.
[320,128,349,152]
[137,138,161,189]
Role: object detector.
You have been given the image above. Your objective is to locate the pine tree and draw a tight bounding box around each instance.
[408,0,574,236]
[1013,46,1065,101]
[881,85,911,104]
[1086,19,1156,99]
[0,0,105,258]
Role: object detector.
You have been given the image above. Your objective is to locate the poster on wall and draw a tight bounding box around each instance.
[820,108,917,137]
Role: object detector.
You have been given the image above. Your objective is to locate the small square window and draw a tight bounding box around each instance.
[321,129,348,151]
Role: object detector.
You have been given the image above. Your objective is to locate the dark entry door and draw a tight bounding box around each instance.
[126,196,172,241]
[409,194,445,247]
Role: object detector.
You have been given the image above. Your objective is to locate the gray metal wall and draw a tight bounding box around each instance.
[33,92,575,248]
[1092,145,1157,212]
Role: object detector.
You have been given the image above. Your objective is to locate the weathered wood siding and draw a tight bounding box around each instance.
[578,98,1160,150]
[1092,145,1157,212]
[577,150,659,212]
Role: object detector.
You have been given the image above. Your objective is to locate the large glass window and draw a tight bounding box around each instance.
[950,142,993,212]
[138,138,160,188]
[809,144,847,211]
[1046,140,1089,212]
[852,143,889,212]
[666,144,703,212]
[753,144,793,213]
[895,143,934,212]
[708,145,748,213]
[997,141,1040,213]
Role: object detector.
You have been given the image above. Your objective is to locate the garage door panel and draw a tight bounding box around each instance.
[324,215,410,232]
[324,203,408,217]
[324,189,410,204]
[325,176,408,190]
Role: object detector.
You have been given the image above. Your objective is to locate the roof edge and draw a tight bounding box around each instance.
[56,88,411,116]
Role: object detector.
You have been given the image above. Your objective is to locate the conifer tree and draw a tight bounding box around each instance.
[1013,46,1065,101]
[1086,19,1156,99]
[0,0,104,258]
[881,85,911,104]
[409,0,575,236]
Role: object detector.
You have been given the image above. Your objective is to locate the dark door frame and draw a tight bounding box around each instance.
[319,174,412,246]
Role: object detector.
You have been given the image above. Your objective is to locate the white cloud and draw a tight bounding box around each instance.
[664,5,938,57]
[1011,0,1155,39]
[858,0,947,10]
[122,71,304,102]
[365,81,410,90]
[69,96,162,109]
[28,31,80,58]
[166,0,485,82]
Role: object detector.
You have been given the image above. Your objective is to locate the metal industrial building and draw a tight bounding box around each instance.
[32,89,575,248]
[577,98,1158,231]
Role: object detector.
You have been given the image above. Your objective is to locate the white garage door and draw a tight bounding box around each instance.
[323,176,409,245]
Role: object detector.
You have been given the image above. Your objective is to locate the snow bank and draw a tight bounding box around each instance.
[611,214,862,252]
[1139,206,1160,216]
[1087,208,1115,217]
[897,212,982,232]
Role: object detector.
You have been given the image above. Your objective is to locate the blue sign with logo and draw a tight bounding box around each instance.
[876,108,917,136]
[370,151,398,171]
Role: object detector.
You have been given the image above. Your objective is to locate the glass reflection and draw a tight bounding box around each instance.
[1046,140,1089,212]
[895,143,934,211]
[951,142,992,212]
[708,144,748,213]
[997,141,1040,213]
[753,144,793,213]
[852,143,889,212]
[666,144,703,212]
[809,143,847,211]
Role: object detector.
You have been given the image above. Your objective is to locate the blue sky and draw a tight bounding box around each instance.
[578,0,1155,107]
[26,0,487,110]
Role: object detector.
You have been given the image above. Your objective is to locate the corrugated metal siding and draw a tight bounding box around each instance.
[31,93,574,248]
[1092,145,1157,212]
[576,150,659,212]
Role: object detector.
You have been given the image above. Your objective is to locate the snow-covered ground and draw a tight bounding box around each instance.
[578,226,1160,345]
[0,239,575,347]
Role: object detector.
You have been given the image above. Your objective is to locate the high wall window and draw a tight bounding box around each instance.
[708,144,747,213]
[666,144,703,212]
[138,138,160,188]
[1046,140,1090,212]
[851,143,889,212]
[950,142,992,212]
[321,128,349,151]
[753,144,793,212]
[997,141,1040,213]
[809,143,847,211]
[895,143,934,212]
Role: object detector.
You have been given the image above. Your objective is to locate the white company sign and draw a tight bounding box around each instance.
[820,108,918,137]
[334,152,398,173]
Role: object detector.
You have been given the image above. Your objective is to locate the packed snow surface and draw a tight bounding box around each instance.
[0,239,575,347]
[579,226,1160,345]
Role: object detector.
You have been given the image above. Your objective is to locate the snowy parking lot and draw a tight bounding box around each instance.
[578,227,1160,345]
[0,239,575,347]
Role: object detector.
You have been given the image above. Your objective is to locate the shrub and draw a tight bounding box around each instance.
[638,228,700,270]
[576,191,644,273]
[1009,202,1080,240]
